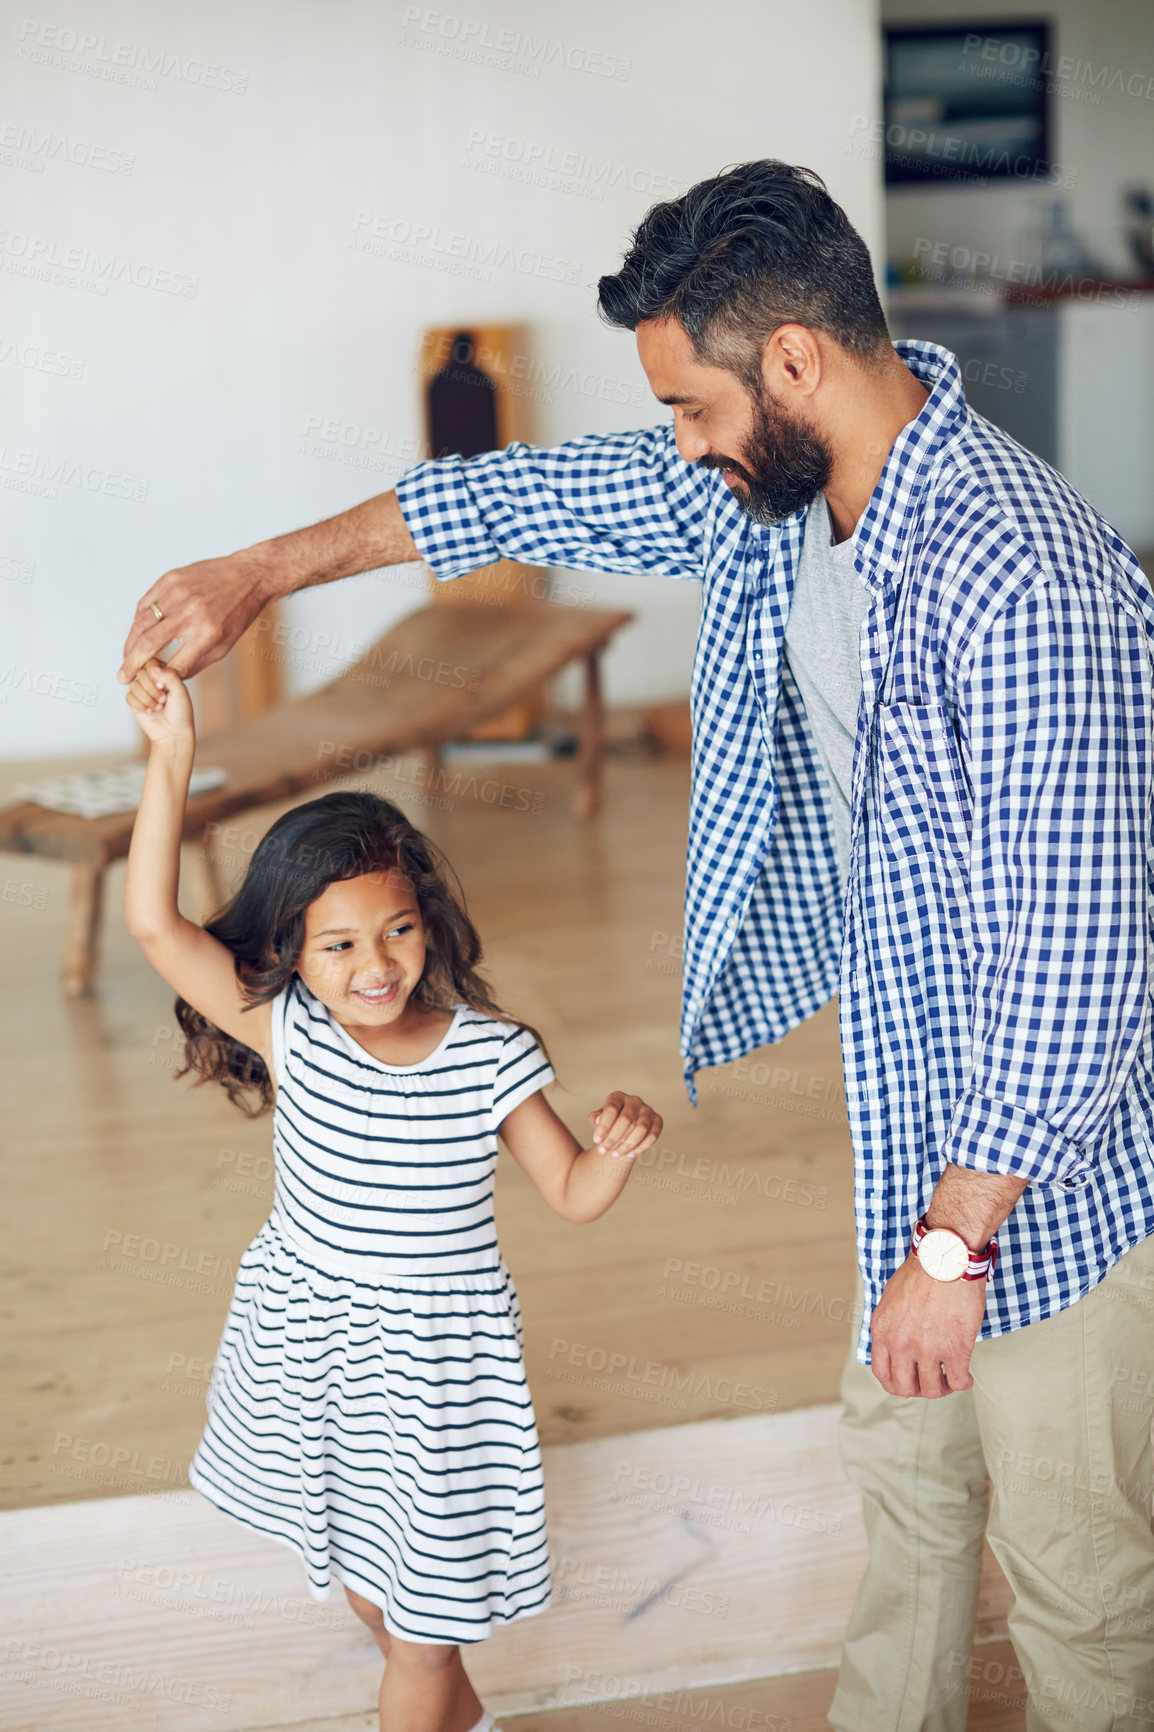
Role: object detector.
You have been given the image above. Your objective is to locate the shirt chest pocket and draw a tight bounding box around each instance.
[871,700,972,872]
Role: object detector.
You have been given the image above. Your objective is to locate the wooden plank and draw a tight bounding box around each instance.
[418,324,544,737]
[418,325,535,453]
[0,1406,1012,1732]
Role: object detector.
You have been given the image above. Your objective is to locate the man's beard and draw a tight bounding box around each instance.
[697,389,832,526]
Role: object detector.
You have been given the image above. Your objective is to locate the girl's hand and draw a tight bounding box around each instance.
[125,659,195,748]
[587,1092,663,1160]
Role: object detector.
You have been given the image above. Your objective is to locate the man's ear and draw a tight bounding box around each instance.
[761,323,823,398]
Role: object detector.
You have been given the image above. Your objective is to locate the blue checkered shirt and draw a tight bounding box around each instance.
[396,341,1154,1356]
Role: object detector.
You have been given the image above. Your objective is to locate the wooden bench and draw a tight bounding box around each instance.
[0,599,633,996]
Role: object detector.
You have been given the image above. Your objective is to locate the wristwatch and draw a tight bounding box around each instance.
[910,1214,998,1283]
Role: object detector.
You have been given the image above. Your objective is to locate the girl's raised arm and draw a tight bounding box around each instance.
[123,661,273,1069]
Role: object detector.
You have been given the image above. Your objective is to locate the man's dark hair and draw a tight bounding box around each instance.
[597,160,890,391]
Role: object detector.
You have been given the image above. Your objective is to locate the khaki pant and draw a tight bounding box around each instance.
[829,1234,1154,1732]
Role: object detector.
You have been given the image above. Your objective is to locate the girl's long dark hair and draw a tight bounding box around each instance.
[175,791,546,1116]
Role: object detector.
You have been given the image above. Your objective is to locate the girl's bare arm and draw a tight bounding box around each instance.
[498,1089,662,1224]
[123,663,273,1068]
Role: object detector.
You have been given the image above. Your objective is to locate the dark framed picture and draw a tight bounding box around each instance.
[883,20,1051,186]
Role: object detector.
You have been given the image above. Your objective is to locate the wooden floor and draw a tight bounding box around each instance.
[502,1651,1028,1732]
[1,740,857,1510]
[274,1655,1028,1732]
[0,1406,1014,1731]
[0,736,1026,1729]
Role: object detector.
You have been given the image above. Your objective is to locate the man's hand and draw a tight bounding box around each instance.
[869,1162,1026,1398]
[118,492,421,693]
[118,550,277,691]
[870,1255,988,1398]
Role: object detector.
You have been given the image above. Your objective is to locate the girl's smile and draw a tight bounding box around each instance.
[350,979,401,1006]
[297,869,428,1037]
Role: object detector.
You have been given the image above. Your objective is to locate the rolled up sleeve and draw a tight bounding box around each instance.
[394,424,712,584]
[944,577,1153,1189]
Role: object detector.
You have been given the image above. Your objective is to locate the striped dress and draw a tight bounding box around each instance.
[188,972,555,1643]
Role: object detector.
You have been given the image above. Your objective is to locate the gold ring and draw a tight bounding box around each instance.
[150,602,165,622]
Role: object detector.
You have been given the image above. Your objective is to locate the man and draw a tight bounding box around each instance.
[121,162,1154,1729]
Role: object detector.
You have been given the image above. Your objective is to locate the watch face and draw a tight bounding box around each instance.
[919,1228,969,1282]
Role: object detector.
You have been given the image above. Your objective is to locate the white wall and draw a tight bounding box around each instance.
[0,0,882,758]
[1058,298,1154,545]
[881,0,1154,277]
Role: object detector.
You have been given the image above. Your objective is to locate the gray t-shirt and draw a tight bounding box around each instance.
[782,492,870,884]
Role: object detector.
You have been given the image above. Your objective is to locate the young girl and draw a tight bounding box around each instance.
[123,659,662,1732]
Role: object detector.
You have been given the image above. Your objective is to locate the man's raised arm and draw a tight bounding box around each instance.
[120,425,713,692]
[118,490,418,687]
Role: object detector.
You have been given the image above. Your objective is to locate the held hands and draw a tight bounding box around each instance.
[118,551,273,687]
[587,1091,663,1161]
[869,1254,988,1399]
[125,659,196,750]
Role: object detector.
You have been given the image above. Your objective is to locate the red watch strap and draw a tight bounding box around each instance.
[962,1238,998,1282]
[911,1214,998,1281]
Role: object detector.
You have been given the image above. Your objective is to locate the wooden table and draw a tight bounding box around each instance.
[0,599,633,995]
